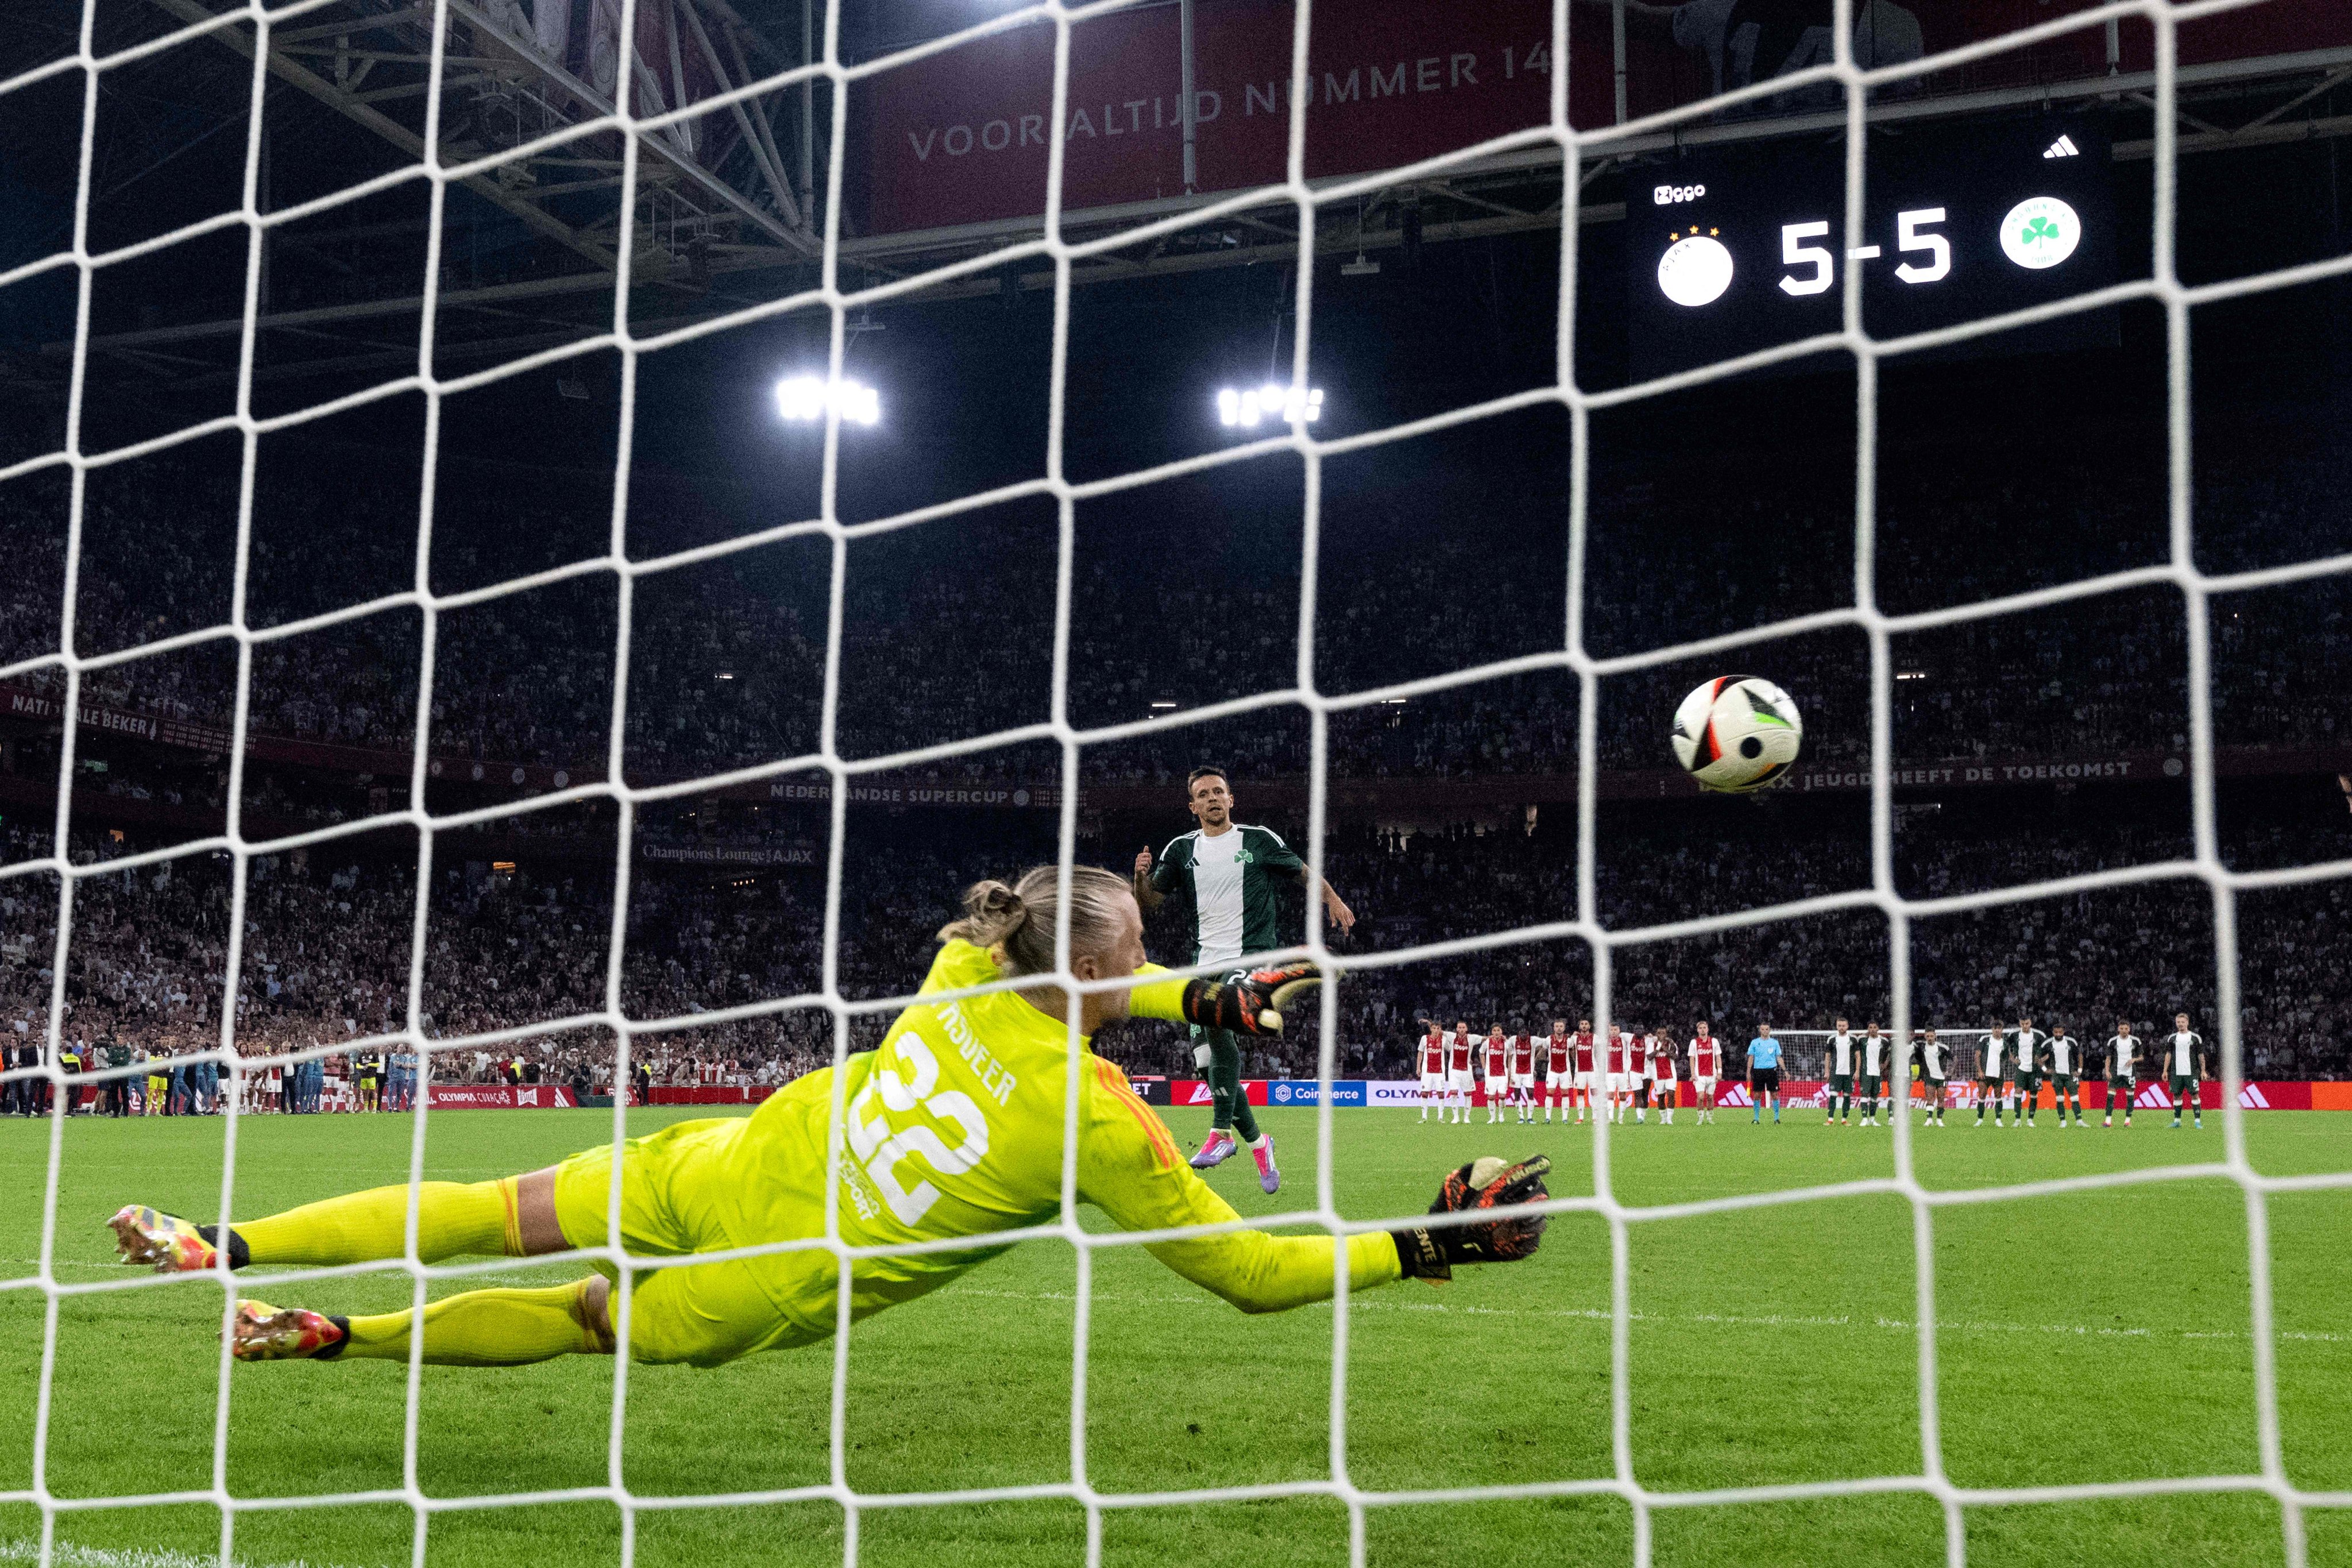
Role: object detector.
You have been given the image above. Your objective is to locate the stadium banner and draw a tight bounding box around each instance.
[764,778,1062,811]
[1126,1075,1172,1106]
[1366,1079,1431,1107]
[851,0,2350,237]
[1265,1079,1368,1107]
[855,0,1573,236]
[425,1084,579,1109]
[638,841,821,870]
[1169,1078,1269,1108]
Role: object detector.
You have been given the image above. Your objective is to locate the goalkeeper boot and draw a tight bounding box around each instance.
[1189,1132,1236,1170]
[1250,1134,1280,1195]
[108,1206,219,1273]
[231,1300,347,1361]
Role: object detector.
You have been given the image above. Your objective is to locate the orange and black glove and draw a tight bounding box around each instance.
[1393,1155,1552,1281]
[1177,962,1322,1037]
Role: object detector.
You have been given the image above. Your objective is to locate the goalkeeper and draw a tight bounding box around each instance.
[109,867,1545,1369]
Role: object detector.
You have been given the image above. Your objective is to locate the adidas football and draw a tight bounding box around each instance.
[1670,675,1803,793]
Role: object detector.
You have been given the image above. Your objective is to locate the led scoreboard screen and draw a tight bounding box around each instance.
[1625,117,2118,382]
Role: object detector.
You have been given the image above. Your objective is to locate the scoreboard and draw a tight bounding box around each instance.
[1624,116,2118,382]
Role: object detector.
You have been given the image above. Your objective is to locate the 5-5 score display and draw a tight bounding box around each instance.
[1626,115,2118,381]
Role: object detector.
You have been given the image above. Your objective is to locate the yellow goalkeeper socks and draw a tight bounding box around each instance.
[335,1279,612,1366]
[234,1179,523,1267]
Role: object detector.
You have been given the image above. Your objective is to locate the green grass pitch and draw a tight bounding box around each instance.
[2,1103,2347,1568]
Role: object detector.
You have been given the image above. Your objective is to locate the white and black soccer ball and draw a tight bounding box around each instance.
[1670,675,1803,793]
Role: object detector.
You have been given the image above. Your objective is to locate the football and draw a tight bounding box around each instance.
[1670,674,1804,792]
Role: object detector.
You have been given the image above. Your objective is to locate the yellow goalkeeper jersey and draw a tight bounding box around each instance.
[702,940,1400,1338]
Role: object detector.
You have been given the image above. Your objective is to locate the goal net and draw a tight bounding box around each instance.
[3,1,2348,1566]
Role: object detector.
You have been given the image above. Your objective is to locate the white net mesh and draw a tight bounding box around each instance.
[3,0,2351,1565]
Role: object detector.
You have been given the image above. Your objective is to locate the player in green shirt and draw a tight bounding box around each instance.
[1133,766,1356,1194]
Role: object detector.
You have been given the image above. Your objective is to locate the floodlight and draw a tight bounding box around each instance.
[1215,383,1323,430]
[775,374,881,426]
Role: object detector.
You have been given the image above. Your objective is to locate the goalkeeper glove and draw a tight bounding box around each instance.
[1177,962,1321,1037]
[1393,1155,1552,1283]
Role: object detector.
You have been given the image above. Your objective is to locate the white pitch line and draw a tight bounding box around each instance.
[0,1540,391,1568]
[951,1286,2349,1344]
[12,1268,2342,1347]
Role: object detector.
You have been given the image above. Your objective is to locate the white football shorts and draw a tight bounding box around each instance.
[1447,1068,1474,1093]
[1419,1069,1444,1093]
[1544,1069,1570,1089]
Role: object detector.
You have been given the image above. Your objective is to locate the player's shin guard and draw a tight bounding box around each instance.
[226,1179,523,1268]
[337,1279,613,1366]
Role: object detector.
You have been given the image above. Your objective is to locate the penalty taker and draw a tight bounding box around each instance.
[110,868,1548,1368]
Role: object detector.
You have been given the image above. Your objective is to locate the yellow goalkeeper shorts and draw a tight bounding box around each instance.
[551,1118,828,1368]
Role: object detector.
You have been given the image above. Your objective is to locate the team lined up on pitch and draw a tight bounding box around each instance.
[1408,1016,2218,1131]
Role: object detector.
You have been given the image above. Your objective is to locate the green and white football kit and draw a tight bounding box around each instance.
[1150,824,1307,1150]
[1825,1030,1857,1123]
[1976,1030,2008,1125]
[2105,1032,2138,1126]
[1859,1030,1890,1124]
[2164,1029,2207,1127]
[2045,1030,2085,1125]
[2007,1028,2047,1125]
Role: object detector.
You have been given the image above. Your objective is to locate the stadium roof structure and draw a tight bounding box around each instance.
[9,2,2351,407]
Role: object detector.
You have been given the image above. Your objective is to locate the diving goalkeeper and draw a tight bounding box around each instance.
[109,866,1547,1368]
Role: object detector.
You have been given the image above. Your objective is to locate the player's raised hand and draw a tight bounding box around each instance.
[1178,961,1322,1037]
[1321,883,1357,936]
[1133,847,1153,879]
[1393,1155,1552,1282]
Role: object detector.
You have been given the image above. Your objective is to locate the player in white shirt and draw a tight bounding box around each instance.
[1609,1025,1642,1125]
[1444,1019,1476,1124]
[1686,1022,1721,1123]
[1857,1023,1892,1126]
[1916,1028,1949,1126]
[1975,1021,2009,1128]
[1507,1028,1538,1125]
[1416,1022,1446,1123]
[2103,1019,2138,1129]
[1824,1019,1858,1126]
[1647,1030,1678,1125]
[1541,1020,1573,1123]
[2044,1024,2085,1129]
[2007,1017,2048,1129]
[2164,1012,2208,1131]
[1481,1024,1509,1126]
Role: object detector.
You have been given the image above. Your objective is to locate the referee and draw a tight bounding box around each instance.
[1133,766,1355,1195]
[1744,1022,1782,1125]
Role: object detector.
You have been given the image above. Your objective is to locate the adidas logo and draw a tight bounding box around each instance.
[2043,134,2081,159]
[2238,1083,2270,1109]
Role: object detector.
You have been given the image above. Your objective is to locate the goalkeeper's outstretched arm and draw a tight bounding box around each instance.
[1110,964,1550,1307]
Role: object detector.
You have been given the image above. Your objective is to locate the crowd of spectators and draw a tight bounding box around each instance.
[5,790,2345,1104]
[2,388,2345,1109]
[4,405,2347,795]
